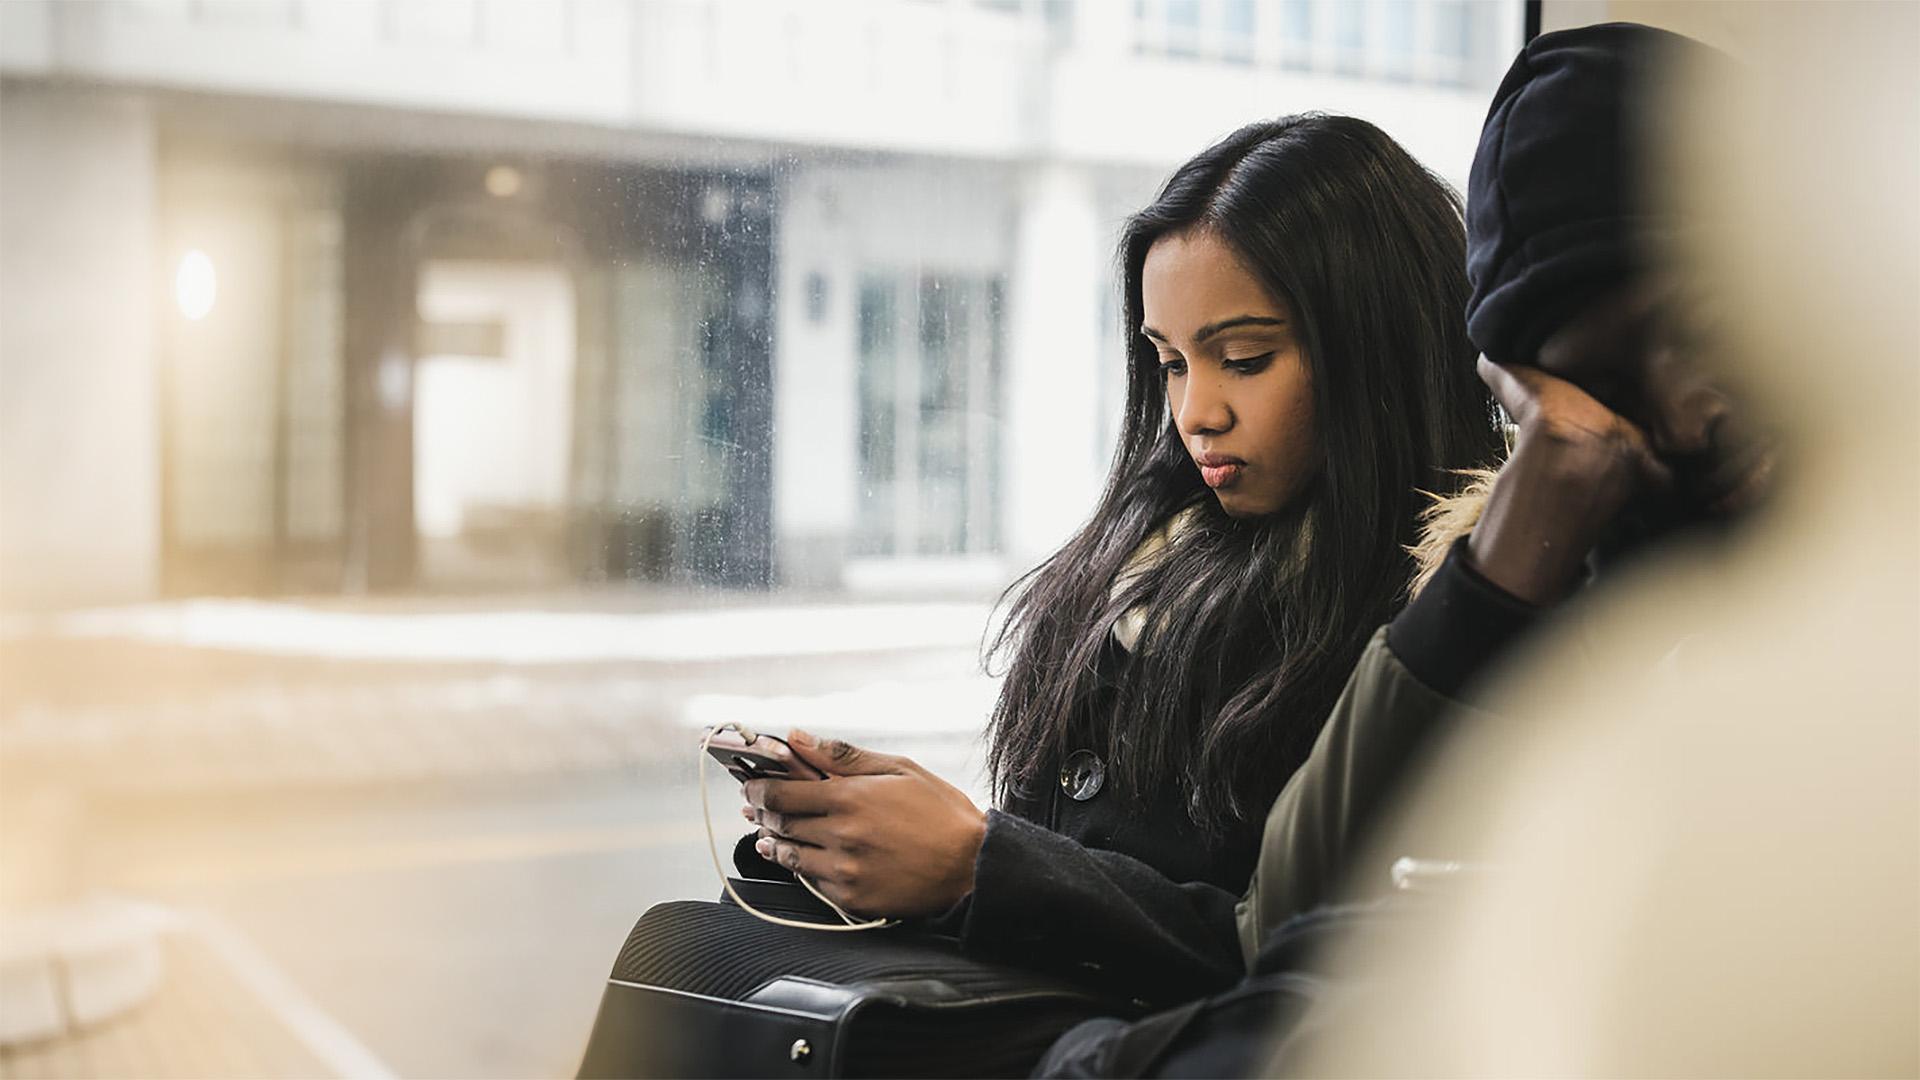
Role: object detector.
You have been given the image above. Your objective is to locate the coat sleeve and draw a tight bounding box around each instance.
[1230,627,1458,964]
[1234,541,1541,963]
[950,625,1461,1006]
[952,809,1249,1006]
[950,630,1451,1005]
[954,543,1540,999]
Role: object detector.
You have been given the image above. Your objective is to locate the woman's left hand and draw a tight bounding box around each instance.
[740,729,987,918]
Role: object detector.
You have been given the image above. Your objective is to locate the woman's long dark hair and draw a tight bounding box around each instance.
[986,114,1502,830]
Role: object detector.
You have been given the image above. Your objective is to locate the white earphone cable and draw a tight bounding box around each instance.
[699,723,895,932]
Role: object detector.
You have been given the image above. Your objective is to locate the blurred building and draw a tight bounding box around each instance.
[0,0,1518,605]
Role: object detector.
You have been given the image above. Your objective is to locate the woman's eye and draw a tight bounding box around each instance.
[1158,357,1187,377]
[1223,352,1276,373]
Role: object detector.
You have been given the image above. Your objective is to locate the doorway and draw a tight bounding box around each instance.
[412,259,576,590]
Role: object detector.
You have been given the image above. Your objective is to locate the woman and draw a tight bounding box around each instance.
[739,114,1503,1004]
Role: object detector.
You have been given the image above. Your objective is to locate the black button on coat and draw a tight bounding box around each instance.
[928,636,1270,1008]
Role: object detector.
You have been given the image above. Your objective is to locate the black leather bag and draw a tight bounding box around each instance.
[576,886,1142,1079]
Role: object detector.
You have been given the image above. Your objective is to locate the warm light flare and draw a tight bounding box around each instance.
[484,165,522,198]
[175,249,216,321]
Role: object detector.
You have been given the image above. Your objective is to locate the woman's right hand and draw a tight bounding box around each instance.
[740,730,986,919]
[1467,356,1673,606]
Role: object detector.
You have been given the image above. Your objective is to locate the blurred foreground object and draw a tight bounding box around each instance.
[1290,3,1919,1075]
[0,895,165,1047]
[0,788,166,1048]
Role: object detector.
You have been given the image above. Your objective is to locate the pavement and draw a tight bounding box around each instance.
[0,592,1004,1078]
[1,929,336,1080]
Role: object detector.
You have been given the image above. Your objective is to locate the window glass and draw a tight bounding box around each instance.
[1438,0,1475,58]
[1279,0,1315,67]
[0,2,1523,1075]
[1433,0,1482,84]
[1165,0,1204,59]
[1222,0,1257,64]
[1333,0,1368,74]
[1380,0,1419,80]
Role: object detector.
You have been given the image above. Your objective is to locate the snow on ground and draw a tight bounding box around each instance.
[2,599,999,665]
[680,675,1000,738]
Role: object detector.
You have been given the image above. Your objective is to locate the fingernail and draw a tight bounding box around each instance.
[755,838,773,857]
[740,806,755,822]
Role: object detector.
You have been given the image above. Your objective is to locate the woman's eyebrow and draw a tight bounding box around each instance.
[1194,315,1287,342]
[1140,315,1287,344]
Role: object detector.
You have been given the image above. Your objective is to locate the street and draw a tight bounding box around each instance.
[0,598,996,1078]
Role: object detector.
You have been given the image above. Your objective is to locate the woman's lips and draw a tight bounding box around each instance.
[1201,463,1242,488]
[1195,454,1244,489]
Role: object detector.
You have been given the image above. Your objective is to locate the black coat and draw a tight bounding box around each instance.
[728,552,1530,1014]
[729,764,1259,1008]
[930,633,1271,1009]
[937,767,1266,1009]
[941,542,1543,1011]
[735,554,1533,1011]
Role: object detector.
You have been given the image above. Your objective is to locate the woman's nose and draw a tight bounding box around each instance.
[1174,374,1233,436]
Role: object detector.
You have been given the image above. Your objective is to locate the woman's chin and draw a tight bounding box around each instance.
[1212,478,1306,519]
[1211,490,1270,519]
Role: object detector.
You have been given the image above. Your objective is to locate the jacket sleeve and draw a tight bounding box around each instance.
[951,630,1457,1006]
[1233,540,1541,963]
[955,542,1540,998]
[952,809,1250,1006]
[1230,627,1455,964]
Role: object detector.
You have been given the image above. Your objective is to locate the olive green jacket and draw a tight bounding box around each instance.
[1231,626,1466,963]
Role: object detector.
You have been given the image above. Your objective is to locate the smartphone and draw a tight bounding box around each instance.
[704,727,826,782]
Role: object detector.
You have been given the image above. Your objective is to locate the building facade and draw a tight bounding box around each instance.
[0,0,1519,605]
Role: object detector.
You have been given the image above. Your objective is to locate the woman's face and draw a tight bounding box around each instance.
[1141,228,1320,518]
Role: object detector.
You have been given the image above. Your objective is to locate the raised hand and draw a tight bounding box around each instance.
[1467,356,1673,605]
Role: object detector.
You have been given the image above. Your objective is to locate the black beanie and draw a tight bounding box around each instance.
[1464,23,1699,366]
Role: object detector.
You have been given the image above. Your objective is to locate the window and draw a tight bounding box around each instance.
[1124,0,1508,86]
[1165,0,1204,60]
[1332,0,1368,75]
[1380,0,1419,81]
[1279,0,1315,67]
[1222,0,1257,64]
[855,272,1005,557]
[1433,0,1482,85]
[0,3,1527,1074]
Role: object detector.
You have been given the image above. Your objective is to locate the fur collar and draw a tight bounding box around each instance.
[1408,467,1500,598]
[1111,505,1202,653]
